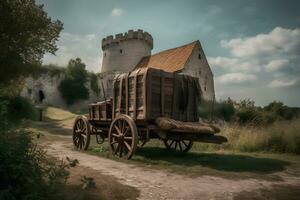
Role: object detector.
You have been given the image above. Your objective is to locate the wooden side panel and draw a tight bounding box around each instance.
[113,68,199,122]
[162,72,174,118]
[136,74,144,120]
[147,69,161,120]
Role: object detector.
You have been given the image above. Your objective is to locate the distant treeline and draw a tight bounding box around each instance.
[199,98,300,125]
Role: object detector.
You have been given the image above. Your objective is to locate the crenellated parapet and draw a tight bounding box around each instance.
[101,29,153,50]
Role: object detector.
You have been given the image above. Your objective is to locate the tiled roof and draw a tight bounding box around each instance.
[134,41,198,72]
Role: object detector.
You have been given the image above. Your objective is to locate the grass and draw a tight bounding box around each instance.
[29,106,300,180]
[195,118,300,154]
[88,138,299,180]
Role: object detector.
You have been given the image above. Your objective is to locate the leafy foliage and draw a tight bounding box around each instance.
[58,58,89,105]
[0,96,37,130]
[0,130,72,200]
[89,73,100,96]
[0,0,63,85]
[200,98,299,125]
[199,98,235,122]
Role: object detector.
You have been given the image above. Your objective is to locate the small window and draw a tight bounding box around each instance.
[104,53,106,57]
[198,54,201,60]
[204,86,207,91]
[120,49,123,53]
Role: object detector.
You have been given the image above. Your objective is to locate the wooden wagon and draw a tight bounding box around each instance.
[72,68,227,159]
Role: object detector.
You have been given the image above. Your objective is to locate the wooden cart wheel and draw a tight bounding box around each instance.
[108,114,138,159]
[73,116,91,150]
[163,139,193,153]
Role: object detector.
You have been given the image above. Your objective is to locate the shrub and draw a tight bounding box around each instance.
[0,96,37,129]
[58,58,89,105]
[214,99,235,121]
[89,73,100,96]
[0,130,70,200]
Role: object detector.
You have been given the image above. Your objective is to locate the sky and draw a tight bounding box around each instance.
[38,0,300,107]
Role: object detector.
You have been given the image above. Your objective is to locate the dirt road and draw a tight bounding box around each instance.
[45,137,300,200]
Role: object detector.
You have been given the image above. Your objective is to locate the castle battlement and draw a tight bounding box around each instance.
[101,29,153,50]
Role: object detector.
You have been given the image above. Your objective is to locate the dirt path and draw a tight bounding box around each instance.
[45,138,300,200]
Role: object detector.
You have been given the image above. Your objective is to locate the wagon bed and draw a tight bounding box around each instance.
[72,68,227,159]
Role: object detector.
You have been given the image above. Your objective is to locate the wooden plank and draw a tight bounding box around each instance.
[112,78,116,119]
[143,70,148,120]
[118,76,123,116]
[125,73,129,115]
[160,70,164,117]
[186,76,190,121]
[133,69,140,120]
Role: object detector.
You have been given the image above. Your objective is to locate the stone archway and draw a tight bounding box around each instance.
[38,90,45,103]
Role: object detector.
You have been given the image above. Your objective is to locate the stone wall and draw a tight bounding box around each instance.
[20,73,100,109]
[181,42,215,101]
[101,29,153,73]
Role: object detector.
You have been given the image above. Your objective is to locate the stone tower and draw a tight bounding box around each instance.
[101,29,153,73]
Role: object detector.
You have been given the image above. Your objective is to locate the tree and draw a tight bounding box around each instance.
[0,0,63,85]
[58,58,89,105]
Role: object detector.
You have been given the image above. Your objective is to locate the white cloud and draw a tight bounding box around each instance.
[264,59,289,72]
[111,8,123,17]
[209,27,300,93]
[208,56,261,73]
[268,79,297,88]
[216,73,257,84]
[42,32,102,72]
[221,27,300,57]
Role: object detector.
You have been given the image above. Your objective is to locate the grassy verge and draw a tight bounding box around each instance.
[195,118,300,154]
[29,106,300,180]
[88,138,300,180]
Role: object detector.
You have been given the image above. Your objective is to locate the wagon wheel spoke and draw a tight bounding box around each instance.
[124,141,132,151]
[114,143,120,154]
[112,133,119,137]
[114,125,122,135]
[124,136,133,140]
[169,140,175,148]
[182,140,188,148]
[179,141,183,151]
[174,141,178,150]
[111,140,118,145]
[123,126,129,136]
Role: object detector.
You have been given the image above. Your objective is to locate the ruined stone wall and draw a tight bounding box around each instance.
[20,73,100,108]
[181,42,215,101]
[101,29,153,73]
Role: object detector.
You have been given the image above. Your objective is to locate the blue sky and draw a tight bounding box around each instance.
[39,0,300,107]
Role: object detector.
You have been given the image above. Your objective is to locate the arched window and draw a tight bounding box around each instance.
[38,90,45,103]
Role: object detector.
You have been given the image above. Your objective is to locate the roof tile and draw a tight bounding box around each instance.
[134,41,198,72]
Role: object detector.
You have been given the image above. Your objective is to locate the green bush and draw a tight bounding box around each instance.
[58,58,89,105]
[214,99,235,121]
[0,96,37,129]
[0,131,70,200]
[264,101,299,120]
[89,73,100,96]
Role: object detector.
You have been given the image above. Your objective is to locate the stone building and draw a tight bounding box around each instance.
[99,29,215,101]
